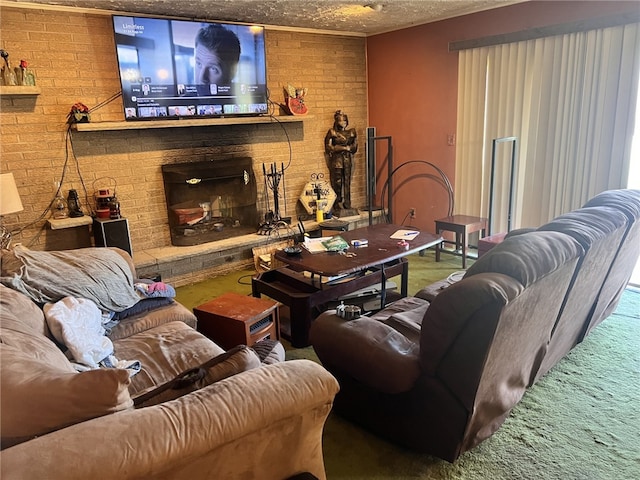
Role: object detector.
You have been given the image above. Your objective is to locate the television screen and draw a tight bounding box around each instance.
[112,16,268,120]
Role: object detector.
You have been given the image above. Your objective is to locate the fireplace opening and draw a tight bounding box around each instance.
[162,159,259,246]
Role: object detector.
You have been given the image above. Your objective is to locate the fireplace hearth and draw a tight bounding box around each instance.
[162,159,259,246]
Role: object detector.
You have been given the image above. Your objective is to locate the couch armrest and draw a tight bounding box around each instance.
[310,310,421,394]
[1,360,338,480]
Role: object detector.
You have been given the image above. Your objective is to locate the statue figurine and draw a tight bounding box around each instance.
[325,110,358,211]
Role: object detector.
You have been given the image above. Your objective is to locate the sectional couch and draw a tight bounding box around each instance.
[310,189,640,462]
[1,246,339,479]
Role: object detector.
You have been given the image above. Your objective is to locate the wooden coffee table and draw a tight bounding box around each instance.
[252,223,441,347]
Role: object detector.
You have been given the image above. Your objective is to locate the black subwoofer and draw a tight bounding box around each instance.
[93,217,132,256]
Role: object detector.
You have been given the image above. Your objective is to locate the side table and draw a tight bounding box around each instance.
[434,215,488,269]
[478,232,507,258]
[194,292,280,350]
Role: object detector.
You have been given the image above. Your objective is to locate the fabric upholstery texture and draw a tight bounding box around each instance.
[0,283,51,337]
[134,345,262,408]
[581,189,640,329]
[0,285,69,370]
[0,343,132,447]
[533,205,629,379]
[251,338,287,365]
[1,360,338,480]
[464,230,583,286]
[113,320,225,396]
[312,296,428,394]
[106,300,197,340]
[0,246,140,312]
[0,285,133,448]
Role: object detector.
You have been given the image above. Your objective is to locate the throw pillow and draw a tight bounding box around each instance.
[1,344,133,448]
[0,284,51,337]
[250,339,286,365]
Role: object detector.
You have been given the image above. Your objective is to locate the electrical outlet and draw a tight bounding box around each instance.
[409,208,416,218]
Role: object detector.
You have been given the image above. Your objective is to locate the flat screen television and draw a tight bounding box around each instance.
[112,16,268,120]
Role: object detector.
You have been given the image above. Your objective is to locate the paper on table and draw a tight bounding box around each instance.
[390,229,420,240]
[302,237,332,253]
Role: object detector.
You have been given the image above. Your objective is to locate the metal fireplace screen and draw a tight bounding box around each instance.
[162,159,259,246]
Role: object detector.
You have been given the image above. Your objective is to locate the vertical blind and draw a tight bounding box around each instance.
[455,22,640,232]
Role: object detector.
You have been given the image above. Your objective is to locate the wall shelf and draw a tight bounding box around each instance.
[48,216,93,230]
[71,114,312,132]
[0,86,41,96]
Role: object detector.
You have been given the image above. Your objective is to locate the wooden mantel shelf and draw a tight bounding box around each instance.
[72,114,312,132]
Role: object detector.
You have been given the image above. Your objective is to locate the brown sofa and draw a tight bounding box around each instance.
[310,189,640,462]
[1,246,339,480]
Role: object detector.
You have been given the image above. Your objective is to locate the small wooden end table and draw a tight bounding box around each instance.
[193,292,280,350]
[435,215,488,269]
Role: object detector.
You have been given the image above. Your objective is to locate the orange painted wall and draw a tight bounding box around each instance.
[367,1,639,234]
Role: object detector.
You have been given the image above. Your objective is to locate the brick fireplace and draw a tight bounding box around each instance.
[162,159,259,246]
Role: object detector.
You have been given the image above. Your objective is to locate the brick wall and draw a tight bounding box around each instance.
[1,6,367,256]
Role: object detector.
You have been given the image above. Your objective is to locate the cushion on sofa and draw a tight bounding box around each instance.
[368,296,430,340]
[107,301,197,341]
[0,344,132,448]
[0,284,51,338]
[113,321,226,396]
[0,246,140,312]
[537,206,628,247]
[250,338,286,365]
[465,231,583,287]
[582,188,640,219]
[311,307,422,394]
[0,286,72,371]
[133,345,262,408]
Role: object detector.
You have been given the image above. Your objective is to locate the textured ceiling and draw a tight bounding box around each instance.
[3,0,526,35]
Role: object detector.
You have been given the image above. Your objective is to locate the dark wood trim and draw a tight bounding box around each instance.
[449,10,640,51]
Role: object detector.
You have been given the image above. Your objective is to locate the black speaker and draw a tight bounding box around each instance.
[93,217,132,256]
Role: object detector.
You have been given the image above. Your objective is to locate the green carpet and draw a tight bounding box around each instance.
[175,250,466,311]
[175,254,640,480]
